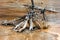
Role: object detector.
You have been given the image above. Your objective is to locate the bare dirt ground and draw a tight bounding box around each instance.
[0,0,60,40]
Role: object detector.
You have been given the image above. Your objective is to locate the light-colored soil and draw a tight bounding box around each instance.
[0,0,60,40]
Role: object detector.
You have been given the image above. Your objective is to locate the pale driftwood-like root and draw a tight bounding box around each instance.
[13,21,25,31]
[0,11,48,32]
[29,18,33,30]
[18,20,28,32]
[2,20,9,25]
